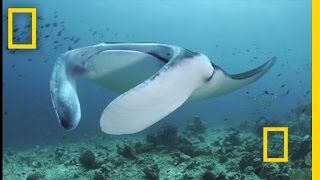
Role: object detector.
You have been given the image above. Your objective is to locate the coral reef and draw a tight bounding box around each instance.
[79,150,101,170]
[185,115,207,135]
[146,124,178,146]
[26,172,45,180]
[116,142,138,160]
[143,164,160,180]
[2,114,312,180]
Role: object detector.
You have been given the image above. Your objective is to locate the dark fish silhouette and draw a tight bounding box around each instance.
[74,38,80,44]
[285,89,291,95]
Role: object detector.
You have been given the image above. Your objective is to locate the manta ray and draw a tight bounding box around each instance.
[50,43,276,135]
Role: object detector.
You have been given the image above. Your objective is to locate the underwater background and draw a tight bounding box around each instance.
[3,0,311,179]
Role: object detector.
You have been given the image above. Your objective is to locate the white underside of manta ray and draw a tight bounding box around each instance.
[50,43,276,135]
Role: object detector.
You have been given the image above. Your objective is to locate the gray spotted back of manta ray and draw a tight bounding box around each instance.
[50,42,276,135]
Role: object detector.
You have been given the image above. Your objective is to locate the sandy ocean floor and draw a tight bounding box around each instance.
[3,115,312,180]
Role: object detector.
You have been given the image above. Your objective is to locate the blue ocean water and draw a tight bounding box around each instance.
[3,0,311,152]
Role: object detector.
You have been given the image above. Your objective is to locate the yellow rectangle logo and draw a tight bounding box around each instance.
[263,127,289,163]
[8,8,37,49]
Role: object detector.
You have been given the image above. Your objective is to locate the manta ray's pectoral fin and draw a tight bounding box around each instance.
[226,56,276,92]
[190,56,276,100]
[229,56,276,82]
[100,54,214,135]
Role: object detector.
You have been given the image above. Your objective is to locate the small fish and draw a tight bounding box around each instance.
[28,58,32,62]
[74,38,80,44]
[302,108,306,114]
[285,89,291,95]
[93,31,97,35]
[114,32,118,36]
[13,28,19,33]
[44,35,50,38]
[253,57,258,59]
[246,91,250,94]
[68,45,72,50]
[306,90,310,94]
[281,84,286,88]
[4,112,8,116]
[246,49,250,52]
[45,23,51,28]
[53,22,58,27]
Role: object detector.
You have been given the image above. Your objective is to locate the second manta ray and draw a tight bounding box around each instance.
[50,43,276,135]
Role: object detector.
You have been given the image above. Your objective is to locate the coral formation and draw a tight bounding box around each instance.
[26,172,44,180]
[146,124,178,146]
[185,115,207,135]
[116,142,138,160]
[143,164,160,180]
[79,150,101,170]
